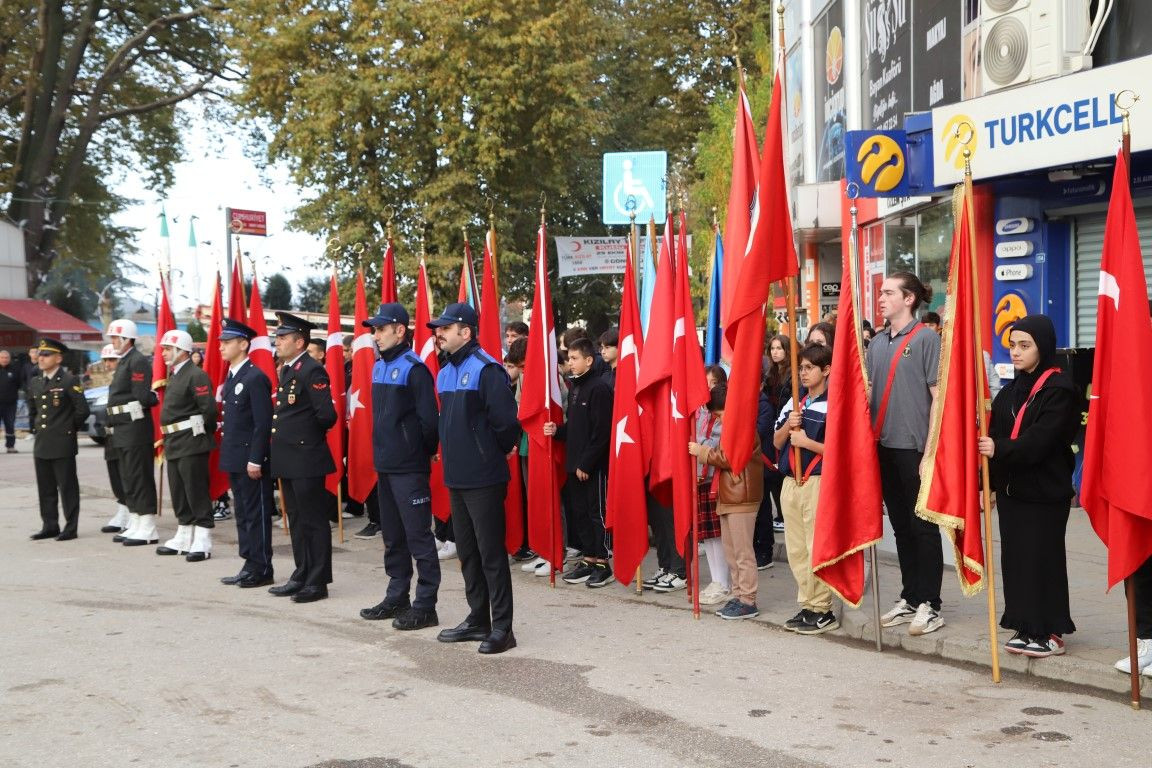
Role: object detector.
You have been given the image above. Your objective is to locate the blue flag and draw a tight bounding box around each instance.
[704,231,723,365]
[639,237,656,336]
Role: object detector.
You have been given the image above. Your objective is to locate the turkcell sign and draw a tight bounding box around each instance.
[602,151,667,225]
[931,54,1152,186]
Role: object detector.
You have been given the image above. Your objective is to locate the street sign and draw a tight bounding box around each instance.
[228,207,267,236]
[602,151,666,225]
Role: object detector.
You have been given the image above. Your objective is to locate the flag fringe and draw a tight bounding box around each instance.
[812,536,882,608]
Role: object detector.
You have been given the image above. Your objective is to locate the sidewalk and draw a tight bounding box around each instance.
[14,439,1145,699]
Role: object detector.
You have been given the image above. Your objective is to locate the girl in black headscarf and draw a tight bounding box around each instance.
[978,314,1079,658]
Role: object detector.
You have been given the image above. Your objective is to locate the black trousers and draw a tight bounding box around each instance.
[878,445,943,610]
[167,453,214,527]
[435,515,455,543]
[998,495,1075,638]
[0,401,16,448]
[282,476,332,586]
[568,470,610,559]
[449,484,512,632]
[117,443,157,516]
[377,472,440,610]
[106,456,126,504]
[34,455,79,535]
[231,470,275,578]
[647,493,685,577]
[1133,555,1152,639]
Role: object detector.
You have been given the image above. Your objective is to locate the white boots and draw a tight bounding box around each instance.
[185,526,212,562]
[101,504,131,534]
[122,514,158,546]
[156,524,193,555]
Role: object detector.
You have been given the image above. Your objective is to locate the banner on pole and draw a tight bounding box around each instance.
[554,236,691,278]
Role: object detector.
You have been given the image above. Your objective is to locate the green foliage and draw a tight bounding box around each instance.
[263,272,293,311]
[295,276,329,314]
[186,319,207,343]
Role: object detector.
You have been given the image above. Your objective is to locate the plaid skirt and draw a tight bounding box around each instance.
[696,478,722,540]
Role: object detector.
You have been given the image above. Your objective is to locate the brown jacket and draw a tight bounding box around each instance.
[700,439,764,515]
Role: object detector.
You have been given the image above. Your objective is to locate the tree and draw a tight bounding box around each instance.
[295,276,329,314]
[263,272,292,311]
[186,318,207,343]
[0,2,234,296]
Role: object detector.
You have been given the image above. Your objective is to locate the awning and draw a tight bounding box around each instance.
[0,299,105,351]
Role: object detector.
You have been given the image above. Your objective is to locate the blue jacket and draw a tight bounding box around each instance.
[436,340,521,489]
[371,342,439,474]
[218,359,273,473]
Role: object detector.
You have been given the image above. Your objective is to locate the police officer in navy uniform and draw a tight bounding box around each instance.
[268,312,338,603]
[27,339,89,540]
[217,319,277,588]
[105,318,160,545]
[359,302,442,630]
[428,303,521,654]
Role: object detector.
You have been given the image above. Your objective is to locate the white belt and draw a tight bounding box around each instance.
[108,401,144,420]
[161,419,196,435]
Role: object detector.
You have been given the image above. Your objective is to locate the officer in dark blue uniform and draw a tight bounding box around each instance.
[268,312,338,603]
[358,302,442,630]
[427,303,521,654]
[216,319,277,588]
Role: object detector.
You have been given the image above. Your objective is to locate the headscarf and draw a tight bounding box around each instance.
[1008,314,1059,410]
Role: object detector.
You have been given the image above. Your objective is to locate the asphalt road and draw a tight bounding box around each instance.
[1,449,1150,767]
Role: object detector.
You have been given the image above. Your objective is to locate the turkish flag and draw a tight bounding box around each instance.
[518,223,565,570]
[811,191,884,607]
[479,228,503,359]
[458,237,479,306]
[346,272,377,503]
[381,239,397,304]
[152,274,175,457]
[636,215,677,505]
[1082,150,1152,588]
[720,83,760,361]
[915,190,986,595]
[323,274,347,497]
[607,242,650,585]
[504,452,524,555]
[671,212,710,554]
[245,269,277,386]
[203,274,230,500]
[227,258,246,321]
[414,258,451,523]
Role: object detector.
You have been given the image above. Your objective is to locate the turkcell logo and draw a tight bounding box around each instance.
[982,94,1124,149]
[602,151,666,225]
[845,130,909,197]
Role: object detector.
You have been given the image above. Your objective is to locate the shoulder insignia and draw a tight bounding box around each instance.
[294,361,303,370]
[131,373,145,382]
[313,381,328,390]
[72,386,82,393]
[195,385,211,395]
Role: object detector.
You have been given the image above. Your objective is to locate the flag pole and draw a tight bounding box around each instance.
[959,127,1001,683]
[540,200,557,589]
[629,208,643,595]
[847,183,884,652]
[680,200,701,620]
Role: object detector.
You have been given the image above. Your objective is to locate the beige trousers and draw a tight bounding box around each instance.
[781,476,833,613]
[719,510,758,605]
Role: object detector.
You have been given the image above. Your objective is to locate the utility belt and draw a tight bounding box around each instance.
[161,415,206,436]
[108,401,145,421]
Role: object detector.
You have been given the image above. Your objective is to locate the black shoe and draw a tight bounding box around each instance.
[360,599,410,621]
[585,562,616,589]
[756,555,775,571]
[511,547,537,562]
[392,607,439,631]
[100,525,126,534]
[268,580,304,597]
[794,610,840,635]
[354,522,380,540]
[478,629,517,655]
[112,532,128,543]
[55,531,77,541]
[437,620,491,643]
[185,551,210,563]
[561,560,595,584]
[155,545,182,556]
[220,572,250,585]
[30,529,60,540]
[292,586,328,603]
[784,609,814,632]
[237,574,274,588]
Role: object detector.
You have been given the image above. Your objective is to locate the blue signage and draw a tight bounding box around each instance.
[845,130,911,197]
[602,151,666,225]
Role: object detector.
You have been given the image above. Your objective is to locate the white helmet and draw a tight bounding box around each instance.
[160,330,194,353]
[100,344,119,359]
[106,318,138,340]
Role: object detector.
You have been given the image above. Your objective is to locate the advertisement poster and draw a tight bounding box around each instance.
[912,0,962,111]
[861,0,912,131]
[786,46,806,188]
[813,0,846,182]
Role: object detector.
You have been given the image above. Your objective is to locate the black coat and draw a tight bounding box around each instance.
[218,359,273,473]
[27,368,89,459]
[0,362,23,404]
[159,360,217,459]
[555,369,613,474]
[106,346,158,447]
[988,371,1079,504]
[270,353,337,479]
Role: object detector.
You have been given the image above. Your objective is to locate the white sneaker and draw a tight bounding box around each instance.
[437,541,457,561]
[652,573,687,593]
[880,599,917,627]
[698,582,731,606]
[908,602,945,636]
[533,560,552,577]
[521,556,546,573]
[1114,638,1152,674]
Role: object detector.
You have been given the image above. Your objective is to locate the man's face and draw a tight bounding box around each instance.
[435,323,470,355]
[219,338,247,365]
[373,323,406,353]
[878,278,912,321]
[104,357,119,371]
[37,352,60,372]
[568,351,594,377]
[599,345,618,366]
[161,345,180,366]
[0,351,10,366]
[109,336,128,353]
[504,329,523,347]
[503,360,522,383]
[274,333,304,361]
[308,342,326,362]
[343,345,353,363]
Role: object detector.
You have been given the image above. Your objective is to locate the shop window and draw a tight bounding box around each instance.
[915,202,953,313]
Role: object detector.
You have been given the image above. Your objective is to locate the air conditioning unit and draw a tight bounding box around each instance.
[979,0,1102,94]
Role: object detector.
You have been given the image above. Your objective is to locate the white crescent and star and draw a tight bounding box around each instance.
[614,414,635,457]
[347,389,365,419]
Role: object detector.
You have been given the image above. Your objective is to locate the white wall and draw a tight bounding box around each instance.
[0,221,28,299]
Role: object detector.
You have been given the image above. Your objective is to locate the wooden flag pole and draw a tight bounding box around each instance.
[156,460,165,519]
[960,130,1001,684]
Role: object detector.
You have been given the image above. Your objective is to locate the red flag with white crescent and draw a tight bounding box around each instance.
[324,274,347,497]
[347,273,377,503]
[414,258,451,523]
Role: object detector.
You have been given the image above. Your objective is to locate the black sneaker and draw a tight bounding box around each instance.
[561,561,595,584]
[586,562,616,588]
[784,609,814,631]
[354,522,380,539]
[359,599,410,621]
[511,547,537,562]
[794,610,840,635]
[1004,632,1030,654]
[392,607,439,631]
[756,556,775,571]
[641,568,668,590]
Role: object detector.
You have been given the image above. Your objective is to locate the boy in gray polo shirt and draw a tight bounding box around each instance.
[868,272,944,636]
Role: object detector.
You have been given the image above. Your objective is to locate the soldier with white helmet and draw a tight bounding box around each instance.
[154,329,217,562]
[96,343,132,535]
[105,318,160,545]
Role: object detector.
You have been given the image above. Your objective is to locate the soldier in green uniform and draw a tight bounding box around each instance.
[154,329,218,562]
[27,338,90,541]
